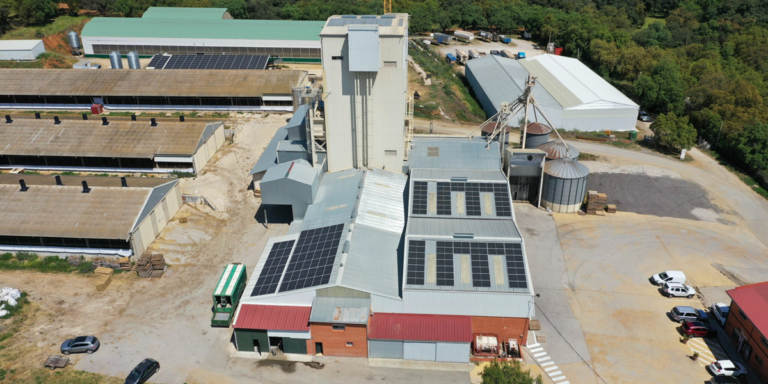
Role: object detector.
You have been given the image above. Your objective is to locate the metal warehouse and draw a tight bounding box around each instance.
[466,54,639,131]
[0,68,307,111]
[0,118,224,174]
[0,40,46,61]
[0,175,181,257]
[80,7,325,62]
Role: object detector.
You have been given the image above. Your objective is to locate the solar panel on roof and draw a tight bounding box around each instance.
[470,243,491,287]
[436,182,451,215]
[435,241,455,286]
[406,240,426,285]
[146,54,269,70]
[251,240,295,296]
[412,181,428,215]
[493,183,512,217]
[278,224,344,292]
[504,243,527,288]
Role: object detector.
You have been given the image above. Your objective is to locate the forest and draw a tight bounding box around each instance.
[1,0,767,186]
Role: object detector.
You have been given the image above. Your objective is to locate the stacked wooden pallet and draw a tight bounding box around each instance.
[67,255,81,266]
[606,204,618,213]
[118,257,132,270]
[587,191,607,215]
[92,257,120,269]
[136,254,167,278]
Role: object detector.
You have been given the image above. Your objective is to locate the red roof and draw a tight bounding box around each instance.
[234,305,310,331]
[368,313,472,342]
[727,283,768,336]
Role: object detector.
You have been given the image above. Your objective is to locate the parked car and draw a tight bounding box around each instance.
[708,360,747,377]
[712,302,730,326]
[706,376,740,384]
[125,359,160,384]
[490,50,501,56]
[639,111,653,122]
[650,270,686,285]
[60,336,100,355]
[670,306,703,322]
[682,320,717,337]
[662,282,696,298]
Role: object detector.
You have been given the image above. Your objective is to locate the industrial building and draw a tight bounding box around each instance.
[0,68,307,111]
[0,40,46,61]
[466,54,639,131]
[0,118,224,174]
[80,7,324,62]
[0,174,181,256]
[724,283,768,383]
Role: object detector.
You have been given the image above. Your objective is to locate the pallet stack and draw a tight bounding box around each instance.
[606,204,618,214]
[587,191,607,216]
[92,257,120,269]
[118,257,132,271]
[136,253,167,278]
[67,255,81,267]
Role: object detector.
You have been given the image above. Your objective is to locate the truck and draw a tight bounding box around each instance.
[433,33,453,44]
[501,50,515,59]
[445,53,457,63]
[211,263,247,327]
[497,34,512,44]
[478,30,494,41]
[454,30,474,41]
[517,52,526,59]
[455,49,469,64]
[468,49,480,59]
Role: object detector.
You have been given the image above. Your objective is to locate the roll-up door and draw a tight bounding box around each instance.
[403,341,436,361]
[369,340,403,359]
[435,342,469,363]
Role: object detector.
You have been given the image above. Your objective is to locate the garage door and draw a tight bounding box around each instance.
[436,342,469,363]
[369,340,403,359]
[403,341,436,361]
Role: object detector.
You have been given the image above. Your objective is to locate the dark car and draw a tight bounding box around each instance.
[682,320,717,337]
[490,50,501,56]
[639,111,653,122]
[125,359,160,384]
[60,336,100,355]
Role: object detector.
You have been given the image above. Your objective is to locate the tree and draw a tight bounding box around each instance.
[18,0,55,25]
[81,0,111,15]
[0,7,9,36]
[214,0,247,18]
[480,360,543,384]
[737,123,768,172]
[651,112,697,151]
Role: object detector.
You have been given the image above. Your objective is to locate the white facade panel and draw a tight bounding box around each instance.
[369,340,404,359]
[267,330,311,339]
[81,36,320,55]
[0,40,45,60]
[348,27,380,72]
[322,36,355,171]
[435,342,470,363]
[154,156,193,163]
[403,341,436,361]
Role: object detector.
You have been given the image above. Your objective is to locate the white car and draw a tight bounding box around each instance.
[709,360,747,377]
[662,282,696,298]
[711,303,730,326]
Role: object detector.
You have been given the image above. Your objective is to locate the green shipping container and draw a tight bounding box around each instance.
[211,264,247,327]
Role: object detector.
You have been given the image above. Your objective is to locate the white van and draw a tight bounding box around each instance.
[651,271,686,285]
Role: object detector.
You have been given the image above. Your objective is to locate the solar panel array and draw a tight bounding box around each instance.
[419,182,512,217]
[493,184,512,217]
[406,240,426,285]
[503,243,527,288]
[411,181,428,215]
[436,182,452,215]
[251,240,295,296]
[147,54,270,70]
[278,224,345,292]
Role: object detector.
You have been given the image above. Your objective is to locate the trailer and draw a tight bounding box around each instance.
[455,49,469,64]
[517,52,526,59]
[478,30,493,41]
[501,50,515,58]
[211,263,247,327]
[454,30,475,41]
[468,49,480,59]
[433,33,454,44]
[44,355,70,370]
[497,35,512,44]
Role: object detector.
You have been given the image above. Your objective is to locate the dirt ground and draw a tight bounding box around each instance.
[432,37,545,59]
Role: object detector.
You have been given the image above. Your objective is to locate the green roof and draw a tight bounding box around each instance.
[141,7,228,20]
[81,17,325,41]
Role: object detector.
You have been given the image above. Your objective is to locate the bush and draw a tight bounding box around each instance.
[14,252,37,261]
[0,253,12,261]
[480,360,542,384]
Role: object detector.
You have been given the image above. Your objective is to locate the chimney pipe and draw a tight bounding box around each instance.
[82,113,88,120]
[4,115,11,124]
[120,176,128,188]
[19,179,28,192]
[34,112,40,119]
[81,180,91,193]
[101,117,109,126]
[54,116,61,125]
[150,118,157,127]
[179,115,185,122]
[131,114,136,121]
[55,175,62,185]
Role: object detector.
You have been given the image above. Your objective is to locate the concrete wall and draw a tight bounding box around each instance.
[130,183,183,256]
[308,323,368,357]
[724,301,768,383]
[471,316,530,354]
[192,124,225,174]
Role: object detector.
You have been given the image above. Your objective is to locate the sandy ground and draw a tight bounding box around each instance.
[433,37,545,59]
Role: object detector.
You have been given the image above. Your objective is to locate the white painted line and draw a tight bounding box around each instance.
[559,382,570,384]
[552,376,567,382]
[548,371,563,377]
[540,361,555,367]
[529,347,544,353]
[527,343,540,348]
[533,352,547,357]
[537,356,551,362]
[544,366,559,372]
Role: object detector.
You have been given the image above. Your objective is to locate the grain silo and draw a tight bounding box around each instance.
[522,122,552,149]
[537,140,579,160]
[541,158,589,213]
[109,51,123,69]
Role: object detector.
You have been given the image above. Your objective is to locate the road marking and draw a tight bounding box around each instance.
[529,347,544,353]
[537,356,551,362]
[549,371,563,376]
[534,352,547,357]
[544,366,559,372]
[552,376,567,382]
[540,361,555,367]
[528,343,540,348]
[526,343,569,384]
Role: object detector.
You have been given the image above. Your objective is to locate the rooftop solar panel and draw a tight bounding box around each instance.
[436,182,451,216]
[435,241,455,286]
[250,240,295,296]
[146,54,270,70]
[411,181,428,215]
[406,240,426,285]
[504,243,527,288]
[278,224,345,292]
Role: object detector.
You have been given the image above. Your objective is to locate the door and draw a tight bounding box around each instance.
[435,342,470,363]
[369,340,403,359]
[404,341,436,361]
[269,337,283,351]
[315,342,323,355]
[254,339,261,355]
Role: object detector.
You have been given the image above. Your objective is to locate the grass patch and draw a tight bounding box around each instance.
[171,170,195,178]
[208,112,230,118]
[0,53,76,69]
[0,253,93,274]
[578,152,602,161]
[643,17,666,28]
[701,150,768,200]
[1,16,90,40]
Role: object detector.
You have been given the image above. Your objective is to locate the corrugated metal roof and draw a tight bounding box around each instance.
[214,264,246,296]
[309,297,370,324]
[407,218,521,240]
[544,158,590,179]
[409,138,501,171]
[0,40,42,50]
[0,119,215,158]
[0,174,173,188]
[261,159,318,185]
[300,169,362,230]
[82,17,325,42]
[410,169,506,182]
[234,304,311,331]
[355,169,406,233]
[727,283,768,336]
[536,140,580,160]
[371,291,534,318]
[141,7,228,19]
[0,69,304,97]
[368,313,472,342]
[341,225,401,298]
[251,104,310,175]
[524,122,552,135]
[521,55,639,109]
[321,14,408,37]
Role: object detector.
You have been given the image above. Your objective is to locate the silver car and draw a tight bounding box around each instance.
[60,336,100,355]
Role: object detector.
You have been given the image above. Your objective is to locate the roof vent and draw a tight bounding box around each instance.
[453,233,474,239]
[179,115,185,122]
[101,117,109,126]
[121,176,128,188]
[450,177,468,182]
[131,114,136,121]
[343,240,350,253]
[82,113,88,120]
[81,180,91,193]
[18,179,28,192]
[4,115,11,124]
[53,116,61,125]
[55,175,62,185]
[150,118,157,127]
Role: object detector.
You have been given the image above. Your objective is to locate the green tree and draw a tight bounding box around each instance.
[18,0,55,24]
[0,7,9,36]
[214,0,246,18]
[480,360,543,384]
[651,112,697,151]
[737,123,768,172]
[66,0,80,14]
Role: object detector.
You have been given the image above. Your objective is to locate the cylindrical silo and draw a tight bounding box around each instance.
[541,158,589,213]
[109,51,123,69]
[537,140,580,160]
[67,31,80,55]
[127,52,141,69]
[522,122,552,149]
[480,120,511,143]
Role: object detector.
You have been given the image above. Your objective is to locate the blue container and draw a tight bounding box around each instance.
[518,52,526,59]
[503,38,512,43]
[446,53,457,62]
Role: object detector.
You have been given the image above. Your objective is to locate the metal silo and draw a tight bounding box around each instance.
[127,52,141,69]
[522,122,552,149]
[109,51,123,69]
[67,31,80,55]
[536,140,579,160]
[541,158,589,213]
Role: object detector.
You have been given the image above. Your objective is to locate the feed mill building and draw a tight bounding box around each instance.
[0,117,224,174]
[80,7,325,62]
[466,54,639,131]
[0,175,181,257]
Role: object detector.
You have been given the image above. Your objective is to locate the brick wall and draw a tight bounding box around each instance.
[308,323,368,358]
[472,316,529,354]
[725,301,768,383]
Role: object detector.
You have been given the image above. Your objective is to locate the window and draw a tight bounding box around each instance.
[346,342,354,347]
[762,336,768,350]
[757,355,764,366]
[732,328,742,343]
[332,325,346,331]
[384,61,397,68]
[332,56,343,60]
[385,150,397,156]
[739,309,748,320]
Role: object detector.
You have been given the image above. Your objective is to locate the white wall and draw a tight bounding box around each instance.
[0,41,46,60]
[81,36,319,55]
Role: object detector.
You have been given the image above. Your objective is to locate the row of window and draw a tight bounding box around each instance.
[0,155,155,168]
[0,95,290,107]
[91,44,322,58]
[0,236,130,250]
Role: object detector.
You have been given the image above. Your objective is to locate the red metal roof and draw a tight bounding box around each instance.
[727,283,768,336]
[234,305,311,331]
[368,313,472,342]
